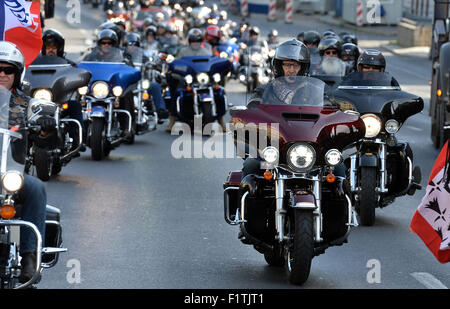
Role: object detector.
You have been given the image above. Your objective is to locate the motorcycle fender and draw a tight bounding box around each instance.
[291,191,317,209]
[240,174,258,197]
[91,106,106,118]
[359,153,378,167]
[199,93,212,103]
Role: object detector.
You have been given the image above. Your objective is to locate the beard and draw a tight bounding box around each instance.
[320,57,345,76]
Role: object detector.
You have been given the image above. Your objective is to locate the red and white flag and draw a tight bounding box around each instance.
[410,140,450,263]
[0,0,42,67]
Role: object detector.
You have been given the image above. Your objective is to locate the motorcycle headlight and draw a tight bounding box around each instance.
[142,79,150,90]
[250,53,263,63]
[78,86,88,96]
[197,73,209,84]
[262,146,279,165]
[2,171,24,192]
[287,143,316,172]
[92,82,109,99]
[33,89,52,102]
[166,54,175,63]
[269,50,276,58]
[185,74,193,84]
[112,86,123,97]
[219,51,228,59]
[361,114,382,138]
[385,119,400,134]
[213,73,221,83]
[325,149,342,166]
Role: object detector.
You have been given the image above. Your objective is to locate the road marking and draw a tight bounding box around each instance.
[411,272,448,289]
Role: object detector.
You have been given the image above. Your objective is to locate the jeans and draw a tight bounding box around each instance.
[17,175,46,253]
[149,82,166,111]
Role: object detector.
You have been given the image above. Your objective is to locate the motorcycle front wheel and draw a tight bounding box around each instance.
[34,147,51,182]
[90,118,105,161]
[358,167,377,226]
[285,209,314,285]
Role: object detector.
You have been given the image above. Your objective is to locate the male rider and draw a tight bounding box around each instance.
[0,41,52,283]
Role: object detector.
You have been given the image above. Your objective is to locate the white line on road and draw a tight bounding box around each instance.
[411,272,448,289]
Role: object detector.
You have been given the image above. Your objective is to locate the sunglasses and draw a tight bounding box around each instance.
[282,63,301,69]
[324,50,338,55]
[127,42,139,46]
[0,67,17,75]
[46,44,58,49]
[100,41,114,46]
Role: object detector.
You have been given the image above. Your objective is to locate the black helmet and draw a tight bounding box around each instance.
[357,49,386,72]
[296,32,304,42]
[272,39,310,77]
[145,25,157,37]
[303,31,321,46]
[99,22,124,44]
[341,43,360,60]
[340,33,358,45]
[322,29,336,38]
[42,29,65,57]
[318,37,342,57]
[249,26,260,36]
[268,29,278,38]
[187,28,203,43]
[97,29,119,47]
[123,32,141,47]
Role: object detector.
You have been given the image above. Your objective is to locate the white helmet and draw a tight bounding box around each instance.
[0,41,25,89]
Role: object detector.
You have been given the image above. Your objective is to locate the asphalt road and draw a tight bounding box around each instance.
[35,1,450,290]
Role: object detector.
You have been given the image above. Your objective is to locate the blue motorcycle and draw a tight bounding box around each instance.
[78,46,141,160]
[168,55,232,130]
[216,41,240,79]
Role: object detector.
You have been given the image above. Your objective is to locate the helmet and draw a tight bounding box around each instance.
[322,29,336,38]
[99,22,124,44]
[42,29,65,57]
[268,29,278,38]
[204,25,221,46]
[296,32,304,42]
[318,37,342,57]
[341,43,360,60]
[97,29,119,47]
[187,28,203,43]
[272,39,310,77]
[249,26,260,36]
[0,41,25,89]
[155,12,165,22]
[357,49,386,72]
[145,25,157,37]
[302,31,321,46]
[340,33,358,45]
[142,17,154,29]
[123,32,141,47]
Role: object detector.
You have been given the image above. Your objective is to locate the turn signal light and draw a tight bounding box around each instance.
[186,86,192,92]
[326,173,336,183]
[264,170,273,180]
[142,92,149,100]
[214,84,220,90]
[437,89,442,97]
[0,204,16,219]
[62,103,69,110]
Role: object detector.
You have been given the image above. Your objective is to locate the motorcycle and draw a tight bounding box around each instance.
[216,41,240,81]
[310,56,347,95]
[238,45,271,92]
[223,76,365,285]
[168,55,231,130]
[78,46,141,160]
[0,89,66,289]
[329,71,423,226]
[23,55,91,181]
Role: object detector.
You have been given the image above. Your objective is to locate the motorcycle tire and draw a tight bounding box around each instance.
[34,147,51,182]
[285,210,314,285]
[90,118,105,161]
[358,167,377,226]
[51,157,62,176]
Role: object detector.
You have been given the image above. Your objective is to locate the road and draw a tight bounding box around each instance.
[35,1,450,289]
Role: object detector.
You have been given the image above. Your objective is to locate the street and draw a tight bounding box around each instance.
[35,1,450,289]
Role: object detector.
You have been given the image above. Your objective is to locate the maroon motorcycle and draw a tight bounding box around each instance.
[223,76,365,285]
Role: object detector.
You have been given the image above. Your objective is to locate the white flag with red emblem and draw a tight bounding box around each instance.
[0,0,42,67]
[410,140,450,263]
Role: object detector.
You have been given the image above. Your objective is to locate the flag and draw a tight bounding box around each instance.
[410,140,450,263]
[0,0,42,67]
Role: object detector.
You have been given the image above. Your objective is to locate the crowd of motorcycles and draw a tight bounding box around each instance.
[0,0,426,288]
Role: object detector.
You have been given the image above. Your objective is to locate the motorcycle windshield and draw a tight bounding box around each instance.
[337,71,400,88]
[261,76,325,106]
[81,47,126,63]
[125,47,147,66]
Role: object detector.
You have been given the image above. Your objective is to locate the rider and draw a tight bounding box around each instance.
[176,28,212,58]
[204,25,222,56]
[143,25,159,52]
[0,41,52,283]
[38,29,87,153]
[122,33,169,119]
[84,29,123,62]
[341,43,360,74]
[357,49,386,72]
[267,29,279,45]
[317,36,346,76]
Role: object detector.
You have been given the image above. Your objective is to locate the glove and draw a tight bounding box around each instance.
[37,115,56,132]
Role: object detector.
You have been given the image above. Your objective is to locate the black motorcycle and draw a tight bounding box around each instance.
[24,55,91,181]
[329,71,423,226]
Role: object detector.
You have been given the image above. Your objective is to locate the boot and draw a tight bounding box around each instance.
[19,251,40,284]
[218,116,227,133]
[165,116,177,133]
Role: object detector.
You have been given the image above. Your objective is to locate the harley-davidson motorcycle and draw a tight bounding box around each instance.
[238,45,271,92]
[168,55,232,130]
[329,71,423,226]
[78,46,141,160]
[223,76,365,285]
[23,55,91,181]
[0,89,66,289]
